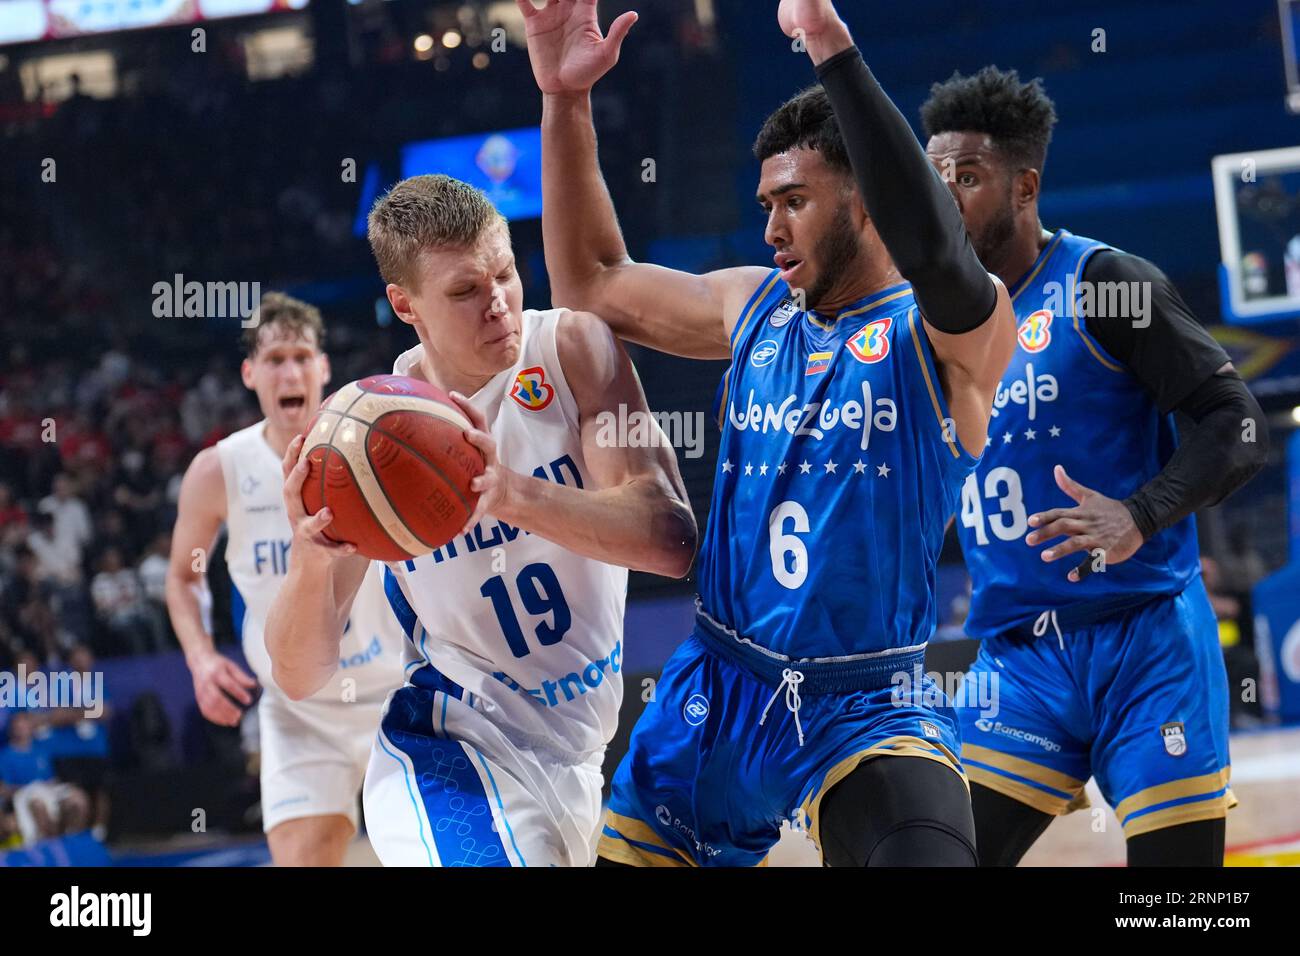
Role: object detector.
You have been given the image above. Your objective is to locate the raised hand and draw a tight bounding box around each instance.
[515,0,638,95]
[778,0,844,40]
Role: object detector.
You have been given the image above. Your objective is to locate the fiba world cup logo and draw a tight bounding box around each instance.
[1017,310,1053,353]
[476,134,519,186]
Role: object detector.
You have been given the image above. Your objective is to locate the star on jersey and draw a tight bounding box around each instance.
[1049,425,1061,437]
[1002,432,1013,444]
[777,462,788,475]
[852,460,867,474]
[759,463,769,476]
[877,463,891,478]
[799,461,812,474]
[824,460,838,474]
[744,463,754,476]
[722,459,733,473]
[1024,428,1036,441]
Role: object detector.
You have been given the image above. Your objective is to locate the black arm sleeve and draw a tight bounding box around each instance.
[1122,371,1269,540]
[1080,251,1270,538]
[1081,250,1230,413]
[815,47,996,333]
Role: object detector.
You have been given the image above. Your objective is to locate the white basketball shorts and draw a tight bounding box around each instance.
[364,685,605,867]
[258,687,385,833]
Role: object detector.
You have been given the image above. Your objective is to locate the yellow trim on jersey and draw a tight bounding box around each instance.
[805,286,913,332]
[1120,790,1236,838]
[799,736,966,857]
[1069,249,1127,373]
[907,309,962,460]
[718,271,784,427]
[1113,768,1234,825]
[729,270,783,353]
[1010,231,1067,304]
[962,743,1089,803]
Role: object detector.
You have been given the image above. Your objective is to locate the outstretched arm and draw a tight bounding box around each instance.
[781,0,1015,452]
[519,0,767,359]
[453,310,697,578]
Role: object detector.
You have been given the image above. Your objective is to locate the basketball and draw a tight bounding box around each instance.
[298,375,483,560]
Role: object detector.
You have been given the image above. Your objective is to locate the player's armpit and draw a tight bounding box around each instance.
[923,276,1017,456]
[558,262,768,361]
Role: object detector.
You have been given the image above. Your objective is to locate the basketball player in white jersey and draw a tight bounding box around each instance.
[264,174,697,866]
[165,293,405,867]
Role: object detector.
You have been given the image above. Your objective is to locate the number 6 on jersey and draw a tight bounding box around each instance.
[769,500,810,589]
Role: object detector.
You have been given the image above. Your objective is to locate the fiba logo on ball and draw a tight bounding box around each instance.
[1160,721,1187,757]
[683,694,710,726]
[751,340,780,368]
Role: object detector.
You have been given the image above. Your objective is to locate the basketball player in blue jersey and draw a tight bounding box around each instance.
[521,0,1017,866]
[921,67,1270,865]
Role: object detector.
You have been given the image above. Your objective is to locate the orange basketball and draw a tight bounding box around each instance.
[298,375,484,560]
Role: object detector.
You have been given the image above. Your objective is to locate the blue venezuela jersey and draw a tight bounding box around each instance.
[958,230,1200,639]
[698,271,979,660]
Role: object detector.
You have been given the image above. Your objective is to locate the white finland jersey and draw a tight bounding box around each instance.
[216,420,403,703]
[384,309,629,760]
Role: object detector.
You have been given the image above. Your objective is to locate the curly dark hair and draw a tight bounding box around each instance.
[920,66,1058,174]
[752,86,851,174]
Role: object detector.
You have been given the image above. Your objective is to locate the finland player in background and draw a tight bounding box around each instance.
[922,68,1270,865]
[165,293,405,866]
[522,0,1016,866]
[265,174,697,867]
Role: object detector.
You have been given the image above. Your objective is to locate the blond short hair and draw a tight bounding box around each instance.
[367,174,506,290]
[241,292,324,357]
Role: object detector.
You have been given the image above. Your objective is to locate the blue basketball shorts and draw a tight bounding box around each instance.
[956,575,1234,838]
[599,623,966,867]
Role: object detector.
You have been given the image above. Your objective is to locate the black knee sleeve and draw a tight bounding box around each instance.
[818,756,978,867]
[970,783,1056,867]
[1127,818,1225,867]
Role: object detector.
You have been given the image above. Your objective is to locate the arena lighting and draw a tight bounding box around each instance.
[413,34,434,52]
[1291,405,1300,424]
[442,30,463,49]
[472,52,490,69]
